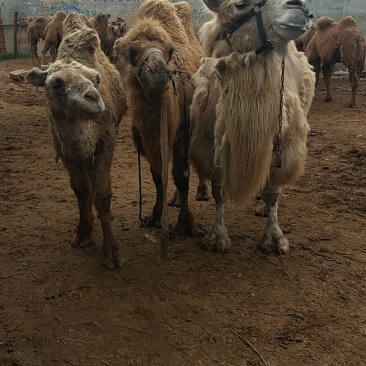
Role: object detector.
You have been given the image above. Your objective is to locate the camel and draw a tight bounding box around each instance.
[89,13,126,61]
[27,16,51,66]
[305,16,366,107]
[113,0,202,253]
[189,0,315,254]
[294,23,316,52]
[110,16,127,39]
[41,11,67,64]
[26,12,128,269]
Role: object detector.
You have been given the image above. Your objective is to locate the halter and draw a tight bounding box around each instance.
[132,47,185,101]
[218,0,273,54]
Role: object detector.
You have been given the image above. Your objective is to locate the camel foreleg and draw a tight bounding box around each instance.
[91,160,124,269]
[258,185,289,254]
[66,164,95,249]
[143,169,163,229]
[201,185,231,253]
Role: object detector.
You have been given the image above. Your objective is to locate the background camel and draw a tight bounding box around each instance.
[189,0,315,253]
[294,23,316,52]
[41,11,66,64]
[27,16,51,66]
[26,12,128,269]
[305,16,366,107]
[113,0,202,250]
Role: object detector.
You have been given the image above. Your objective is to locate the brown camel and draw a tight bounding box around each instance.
[305,16,366,107]
[113,0,202,249]
[27,16,51,66]
[41,11,67,64]
[294,23,316,52]
[189,0,315,253]
[26,12,128,269]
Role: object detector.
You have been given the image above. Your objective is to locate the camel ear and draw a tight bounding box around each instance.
[202,0,221,13]
[25,67,48,86]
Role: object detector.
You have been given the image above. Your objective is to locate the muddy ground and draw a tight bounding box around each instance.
[0,58,365,366]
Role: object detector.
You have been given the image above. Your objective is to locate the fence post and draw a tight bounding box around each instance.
[14,11,18,57]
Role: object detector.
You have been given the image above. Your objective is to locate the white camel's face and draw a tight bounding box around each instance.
[204,0,312,42]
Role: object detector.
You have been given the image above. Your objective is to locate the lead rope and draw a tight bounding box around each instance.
[159,99,169,260]
[137,134,144,224]
[274,58,285,168]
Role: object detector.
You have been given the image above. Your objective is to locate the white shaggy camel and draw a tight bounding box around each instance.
[26,13,127,268]
[189,0,315,253]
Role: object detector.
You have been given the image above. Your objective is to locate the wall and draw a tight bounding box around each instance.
[0,0,365,55]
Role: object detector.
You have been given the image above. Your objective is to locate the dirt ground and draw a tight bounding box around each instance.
[0,57,365,366]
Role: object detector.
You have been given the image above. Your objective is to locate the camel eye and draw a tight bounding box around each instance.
[128,47,138,65]
[94,74,100,87]
[168,47,174,61]
[49,77,64,90]
[234,1,248,10]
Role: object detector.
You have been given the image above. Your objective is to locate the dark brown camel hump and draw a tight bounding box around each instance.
[316,16,336,31]
[338,16,357,28]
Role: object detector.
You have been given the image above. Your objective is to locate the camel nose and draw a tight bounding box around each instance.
[83,89,100,103]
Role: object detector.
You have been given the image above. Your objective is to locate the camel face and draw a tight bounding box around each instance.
[114,26,175,97]
[48,68,105,118]
[140,48,173,94]
[203,0,312,45]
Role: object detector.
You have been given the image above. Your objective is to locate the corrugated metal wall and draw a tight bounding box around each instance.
[0,0,365,55]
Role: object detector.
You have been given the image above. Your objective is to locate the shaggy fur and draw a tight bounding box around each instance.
[189,0,315,253]
[42,11,67,64]
[26,12,127,268]
[305,16,366,107]
[27,16,51,66]
[114,0,202,236]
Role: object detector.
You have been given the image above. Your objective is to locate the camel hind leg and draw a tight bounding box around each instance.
[322,63,334,102]
[347,70,359,107]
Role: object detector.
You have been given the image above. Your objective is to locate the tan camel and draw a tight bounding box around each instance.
[27,16,51,66]
[26,12,128,269]
[41,11,67,64]
[189,0,315,253]
[305,16,366,107]
[113,0,202,244]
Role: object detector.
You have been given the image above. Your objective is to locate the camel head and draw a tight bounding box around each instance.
[202,0,313,52]
[114,18,175,98]
[26,60,105,119]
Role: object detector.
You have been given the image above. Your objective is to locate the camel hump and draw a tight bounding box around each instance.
[338,16,357,28]
[316,16,335,31]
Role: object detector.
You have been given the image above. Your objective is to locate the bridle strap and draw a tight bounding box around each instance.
[218,0,273,54]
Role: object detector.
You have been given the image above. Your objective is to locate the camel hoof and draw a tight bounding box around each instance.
[324,96,332,102]
[257,224,289,254]
[176,212,197,236]
[141,215,162,229]
[195,190,209,201]
[201,234,232,253]
[71,237,93,248]
[102,251,126,269]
